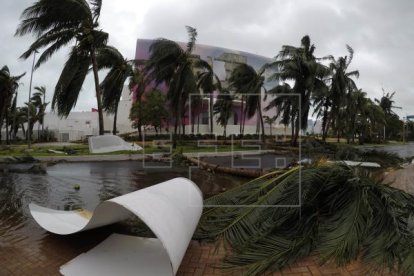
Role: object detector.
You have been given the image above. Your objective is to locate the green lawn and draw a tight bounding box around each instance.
[0,142,260,157]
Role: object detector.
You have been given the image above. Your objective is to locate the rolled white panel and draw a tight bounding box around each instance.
[88,135,143,153]
[29,177,203,275]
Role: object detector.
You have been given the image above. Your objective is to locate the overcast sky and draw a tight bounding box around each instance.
[1,0,413,117]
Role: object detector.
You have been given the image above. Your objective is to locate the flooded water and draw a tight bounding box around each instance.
[362,142,414,158]
[0,161,245,274]
[201,154,294,170]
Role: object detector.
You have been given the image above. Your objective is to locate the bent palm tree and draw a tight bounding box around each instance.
[32,86,48,136]
[0,66,25,142]
[95,46,134,135]
[213,89,233,137]
[229,64,266,140]
[16,0,108,135]
[146,26,199,148]
[195,58,222,134]
[265,83,298,141]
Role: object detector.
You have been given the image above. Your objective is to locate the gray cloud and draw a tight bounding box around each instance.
[1,0,413,116]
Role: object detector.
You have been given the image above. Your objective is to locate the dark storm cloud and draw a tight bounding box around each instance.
[1,0,413,116]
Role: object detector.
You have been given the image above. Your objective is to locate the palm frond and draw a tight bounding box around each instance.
[52,47,89,116]
[196,164,414,275]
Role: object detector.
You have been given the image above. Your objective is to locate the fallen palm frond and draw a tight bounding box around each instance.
[195,164,414,275]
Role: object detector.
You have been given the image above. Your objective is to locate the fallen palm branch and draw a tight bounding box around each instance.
[195,164,414,275]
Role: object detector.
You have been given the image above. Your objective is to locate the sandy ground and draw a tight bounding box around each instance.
[384,164,414,194]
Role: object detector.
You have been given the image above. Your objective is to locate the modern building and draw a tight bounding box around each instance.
[135,39,291,136]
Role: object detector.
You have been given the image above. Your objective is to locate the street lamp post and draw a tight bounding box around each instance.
[27,50,37,149]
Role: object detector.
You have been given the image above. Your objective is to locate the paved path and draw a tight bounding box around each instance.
[0,233,395,276]
[384,164,414,194]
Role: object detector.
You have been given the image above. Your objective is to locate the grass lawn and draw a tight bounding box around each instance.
[0,142,260,157]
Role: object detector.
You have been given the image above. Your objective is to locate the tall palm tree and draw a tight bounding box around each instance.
[267,35,329,146]
[229,64,266,140]
[213,89,233,137]
[0,66,25,142]
[95,46,135,135]
[195,58,222,134]
[328,45,359,142]
[16,0,108,135]
[145,26,199,148]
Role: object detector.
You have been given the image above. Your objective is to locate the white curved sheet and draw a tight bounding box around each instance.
[29,177,203,275]
[88,135,143,153]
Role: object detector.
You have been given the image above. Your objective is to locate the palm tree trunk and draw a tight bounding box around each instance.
[42,93,45,135]
[137,93,143,141]
[21,124,25,138]
[209,93,213,134]
[240,98,244,135]
[321,105,329,141]
[90,47,105,135]
[293,116,300,147]
[112,102,119,135]
[197,112,200,134]
[257,100,265,141]
[5,114,9,144]
[173,118,178,149]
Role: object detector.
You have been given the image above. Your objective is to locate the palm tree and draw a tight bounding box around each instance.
[357,98,385,144]
[328,45,359,143]
[375,89,401,140]
[229,64,266,140]
[16,0,108,135]
[95,46,135,135]
[267,36,329,146]
[195,58,222,134]
[213,89,233,137]
[32,86,48,139]
[265,83,297,140]
[312,82,331,141]
[10,107,27,140]
[0,66,25,143]
[145,26,199,148]
[21,103,38,141]
[263,115,277,136]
